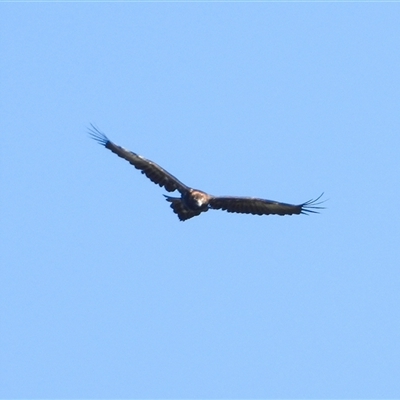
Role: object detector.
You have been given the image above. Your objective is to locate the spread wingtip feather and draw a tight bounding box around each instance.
[300,192,326,215]
[88,123,109,146]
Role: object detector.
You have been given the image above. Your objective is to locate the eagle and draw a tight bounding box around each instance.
[89,125,324,221]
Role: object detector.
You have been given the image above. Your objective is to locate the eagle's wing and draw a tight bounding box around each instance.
[209,194,324,216]
[89,125,190,194]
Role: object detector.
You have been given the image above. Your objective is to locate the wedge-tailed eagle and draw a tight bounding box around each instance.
[89,125,324,221]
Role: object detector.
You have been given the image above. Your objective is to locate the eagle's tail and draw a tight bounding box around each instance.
[163,195,203,221]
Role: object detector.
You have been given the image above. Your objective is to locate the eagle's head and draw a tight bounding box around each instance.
[185,189,210,210]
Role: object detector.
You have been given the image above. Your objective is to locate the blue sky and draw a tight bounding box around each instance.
[1,3,400,398]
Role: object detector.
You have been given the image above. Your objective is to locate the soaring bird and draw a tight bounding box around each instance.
[89,125,324,221]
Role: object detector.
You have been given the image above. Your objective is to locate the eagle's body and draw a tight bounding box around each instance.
[89,125,324,221]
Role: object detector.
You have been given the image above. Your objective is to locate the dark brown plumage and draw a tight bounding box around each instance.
[89,125,324,221]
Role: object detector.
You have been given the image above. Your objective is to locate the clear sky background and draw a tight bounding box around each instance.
[1,3,400,398]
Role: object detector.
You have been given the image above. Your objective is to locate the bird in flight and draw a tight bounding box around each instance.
[89,125,324,221]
